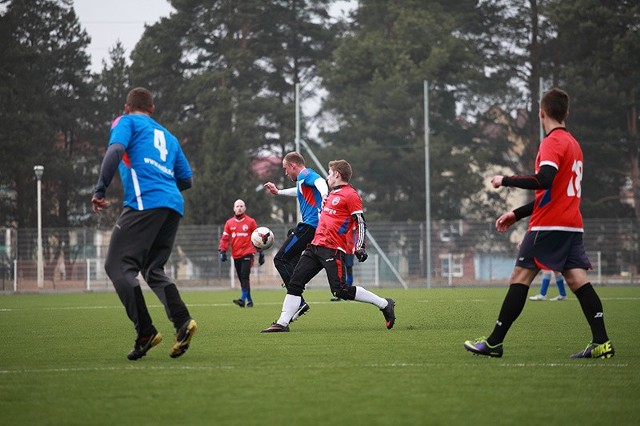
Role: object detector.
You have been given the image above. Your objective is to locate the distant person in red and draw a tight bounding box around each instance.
[218,199,264,308]
[464,88,614,359]
[261,160,395,333]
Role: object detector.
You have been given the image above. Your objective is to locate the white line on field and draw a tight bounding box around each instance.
[0,362,630,375]
[2,297,638,312]
[415,297,640,303]
[0,301,343,312]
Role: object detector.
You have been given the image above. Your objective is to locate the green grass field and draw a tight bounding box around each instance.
[1,286,639,425]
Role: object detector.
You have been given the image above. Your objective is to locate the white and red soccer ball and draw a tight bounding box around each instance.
[251,226,275,250]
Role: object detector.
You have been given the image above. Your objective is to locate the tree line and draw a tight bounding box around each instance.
[1,0,638,230]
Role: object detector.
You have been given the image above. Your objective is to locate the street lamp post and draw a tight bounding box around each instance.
[34,165,44,289]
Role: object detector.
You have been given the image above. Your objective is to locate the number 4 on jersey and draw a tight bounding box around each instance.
[154,129,168,162]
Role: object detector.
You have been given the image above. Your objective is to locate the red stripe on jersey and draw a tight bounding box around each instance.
[301,185,318,207]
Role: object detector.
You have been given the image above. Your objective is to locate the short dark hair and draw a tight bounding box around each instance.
[284,152,305,166]
[329,160,352,182]
[126,87,154,114]
[541,88,569,123]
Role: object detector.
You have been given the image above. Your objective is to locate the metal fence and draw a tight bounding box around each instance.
[1,219,638,292]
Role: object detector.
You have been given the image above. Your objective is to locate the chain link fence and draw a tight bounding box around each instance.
[1,219,637,292]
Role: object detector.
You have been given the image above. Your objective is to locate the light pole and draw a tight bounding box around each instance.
[34,165,44,289]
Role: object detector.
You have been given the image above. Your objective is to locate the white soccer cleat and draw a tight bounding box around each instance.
[529,294,546,301]
[550,295,567,301]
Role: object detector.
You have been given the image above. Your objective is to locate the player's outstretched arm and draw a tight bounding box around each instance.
[263,182,279,194]
[490,175,504,188]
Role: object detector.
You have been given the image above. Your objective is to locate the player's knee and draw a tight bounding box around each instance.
[333,285,356,301]
[287,281,304,296]
[104,256,122,282]
[274,253,286,269]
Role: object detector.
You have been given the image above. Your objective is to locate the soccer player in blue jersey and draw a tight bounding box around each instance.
[91,87,197,361]
[264,152,328,321]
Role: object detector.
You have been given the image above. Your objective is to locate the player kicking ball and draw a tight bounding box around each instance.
[261,159,395,333]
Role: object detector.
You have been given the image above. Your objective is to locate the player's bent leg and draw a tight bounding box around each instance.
[333,285,356,300]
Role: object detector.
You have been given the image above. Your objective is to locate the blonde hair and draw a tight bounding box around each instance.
[283,152,305,166]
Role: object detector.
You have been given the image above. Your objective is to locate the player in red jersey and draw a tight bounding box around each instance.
[218,199,264,308]
[464,88,614,359]
[261,160,395,332]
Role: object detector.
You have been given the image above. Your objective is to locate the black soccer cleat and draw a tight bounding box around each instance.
[261,322,290,333]
[233,299,245,308]
[127,331,163,361]
[381,298,396,330]
[291,302,310,322]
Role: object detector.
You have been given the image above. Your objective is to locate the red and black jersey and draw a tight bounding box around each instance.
[218,214,258,259]
[530,128,584,232]
[313,185,363,253]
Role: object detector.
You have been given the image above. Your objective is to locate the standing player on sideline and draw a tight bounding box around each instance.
[218,199,264,308]
[261,159,395,333]
[92,87,197,360]
[464,88,614,359]
[264,152,328,321]
[529,270,567,301]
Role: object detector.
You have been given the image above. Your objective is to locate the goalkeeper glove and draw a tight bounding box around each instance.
[355,248,368,262]
[218,250,227,262]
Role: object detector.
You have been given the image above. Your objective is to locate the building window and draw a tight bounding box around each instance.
[439,220,463,242]
[440,254,464,277]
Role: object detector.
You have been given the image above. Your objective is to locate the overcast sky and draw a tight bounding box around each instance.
[73,0,174,72]
[74,0,354,73]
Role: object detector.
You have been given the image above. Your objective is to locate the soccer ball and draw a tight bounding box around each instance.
[251,226,275,250]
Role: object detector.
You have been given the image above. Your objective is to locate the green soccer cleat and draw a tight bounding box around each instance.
[170,319,197,358]
[570,340,615,359]
[464,337,503,358]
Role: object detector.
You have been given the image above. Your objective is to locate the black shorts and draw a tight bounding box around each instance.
[516,230,591,271]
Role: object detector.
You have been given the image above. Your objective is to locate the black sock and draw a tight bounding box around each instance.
[574,283,609,343]
[487,283,529,346]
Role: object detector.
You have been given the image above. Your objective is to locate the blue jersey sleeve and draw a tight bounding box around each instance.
[174,146,192,180]
[109,115,133,148]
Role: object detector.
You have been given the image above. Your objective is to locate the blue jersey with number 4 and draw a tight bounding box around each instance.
[109,114,192,215]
